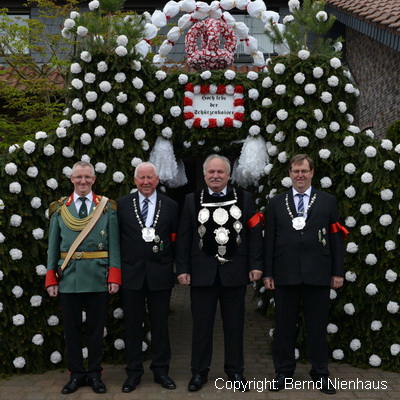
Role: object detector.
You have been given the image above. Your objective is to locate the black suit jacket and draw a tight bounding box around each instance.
[264,188,344,286]
[117,191,178,291]
[175,187,263,287]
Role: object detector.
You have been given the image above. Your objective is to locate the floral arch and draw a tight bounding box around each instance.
[0,0,399,375]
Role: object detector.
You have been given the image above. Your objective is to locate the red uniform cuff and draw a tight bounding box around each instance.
[108,267,122,286]
[246,212,265,228]
[45,270,58,288]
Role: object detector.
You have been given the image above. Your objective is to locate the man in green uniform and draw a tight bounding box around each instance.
[45,161,121,395]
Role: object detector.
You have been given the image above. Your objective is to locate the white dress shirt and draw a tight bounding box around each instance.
[138,191,157,227]
[292,186,312,219]
[73,192,93,215]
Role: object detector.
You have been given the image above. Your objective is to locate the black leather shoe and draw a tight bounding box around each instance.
[61,377,87,394]
[227,373,250,392]
[315,376,337,395]
[154,375,176,390]
[269,373,292,391]
[122,376,141,393]
[188,373,208,392]
[88,377,106,394]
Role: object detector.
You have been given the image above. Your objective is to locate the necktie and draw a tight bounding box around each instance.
[78,197,88,219]
[141,198,149,222]
[212,192,221,197]
[297,194,305,216]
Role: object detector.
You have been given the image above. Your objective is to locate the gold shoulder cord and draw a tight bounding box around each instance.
[59,205,93,231]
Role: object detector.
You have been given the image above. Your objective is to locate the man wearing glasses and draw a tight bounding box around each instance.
[263,154,347,395]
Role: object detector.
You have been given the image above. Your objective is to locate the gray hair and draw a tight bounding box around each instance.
[134,161,159,177]
[203,154,231,175]
[72,161,95,176]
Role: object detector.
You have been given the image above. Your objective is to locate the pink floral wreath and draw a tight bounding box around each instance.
[185,18,237,71]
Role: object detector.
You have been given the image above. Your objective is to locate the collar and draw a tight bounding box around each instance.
[138,190,157,204]
[73,191,93,203]
[292,186,312,198]
[208,187,227,196]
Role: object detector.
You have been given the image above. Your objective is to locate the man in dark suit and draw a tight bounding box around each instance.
[176,154,264,392]
[117,162,178,392]
[263,154,346,395]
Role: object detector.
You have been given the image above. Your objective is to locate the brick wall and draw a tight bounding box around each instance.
[345,28,400,138]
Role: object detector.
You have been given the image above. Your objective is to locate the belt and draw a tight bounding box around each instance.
[60,251,109,260]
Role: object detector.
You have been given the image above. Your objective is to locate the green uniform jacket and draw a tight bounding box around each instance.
[45,193,121,293]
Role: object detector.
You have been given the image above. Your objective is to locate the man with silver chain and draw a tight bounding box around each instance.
[116,162,178,392]
[263,154,347,395]
[176,154,264,392]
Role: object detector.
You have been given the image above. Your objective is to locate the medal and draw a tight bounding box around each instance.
[152,245,159,253]
[198,208,210,224]
[229,205,242,219]
[292,216,306,230]
[154,235,160,243]
[214,227,230,245]
[142,227,156,242]
[213,207,229,225]
[98,243,104,250]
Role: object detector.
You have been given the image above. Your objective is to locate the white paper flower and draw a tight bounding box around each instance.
[85,109,97,121]
[80,51,92,62]
[131,157,142,167]
[365,283,378,296]
[79,133,91,145]
[13,314,25,326]
[385,269,397,282]
[291,95,304,107]
[371,320,382,331]
[330,57,341,68]
[383,160,395,171]
[379,214,392,226]
[275,84,286,95]
[10,248,22,260]
[330,289,337,300]
[327,323,338,334]
[97,61,108,73]
[113,171,125,183]
[30,295,42,307]
[380,189,393,201]
[262,98,272,107]
[113,308,124,319]
[369,355,381,367]
[290,71,306,85]
[332,349,344,360]
[47,315,59,326]
[146,91,156,102]
[296,119,307,130]
[46,178,58,190]
[320,177,332,188]
[93,163,106,174]
[247,71,259,80]
[248,88,259,99]
[23,140,36,154]
[32,228,44,240]
[333,41,343,51]
[311,67,323,79]
[387,301,399,314]
[0,232,5,244]
[344,186,356,198]
[312,109,322,121]
[315,127,327,139]
[99,81,112,93]
[296,136,309,147]
[277,152,288,163]
[304,83,316,94]
[50,351,62,364]
[10,214,22,227]
[390,344,400,356]
[115,45,128,56]
[379,138,392,151]
[343,136,355,147]
[114,72,126,83]
[62,147,74,158]
[248,125,261,136]
[250,110,262,121]
[89,0,100,10]
[344,163,356,174]
[32,334,44,345]
[321,91,332,103]
[35,265,46,277]
[71,113,84,124]
[13,357,26,369]
[344,303,355,315]
[114,338,125,350]
[361,172,373,183]
[345,271,357,282]
[364,146,377,157]
[134,128,146,140]
[12,285,23,298]
[365,253,377,265]
[262,77,273,88]
[281,177,292,188]
[116,92,128,103]
[298,49,310,60]
[276,109,288,121]
[112,138,124,150]
[360,203,372,215]
[94,125,106,137]
[327,75,339,87]
[200,70,212,80]
[350,339,361,351]
[84,72,96,84]
[116,113,128,125]
[319,149,331,159]
[100,102,113,115]
[9,182,22,194]
[338,101,347,113]
[5,162,17,176]
[266,124,276,134]
[178,73,189,84]
[346,242,358,253]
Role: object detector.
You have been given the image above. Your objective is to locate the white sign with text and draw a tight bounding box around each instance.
[192,93,235,121]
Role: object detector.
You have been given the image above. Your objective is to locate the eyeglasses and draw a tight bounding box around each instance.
[291,169,311,175]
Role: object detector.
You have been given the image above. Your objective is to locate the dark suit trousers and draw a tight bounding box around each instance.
[122,283,172,378]
[60,292,109,380]
[190,274,246,375]
[273,284,330,377]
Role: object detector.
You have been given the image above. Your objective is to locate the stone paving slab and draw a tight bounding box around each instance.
[0,285,399,400]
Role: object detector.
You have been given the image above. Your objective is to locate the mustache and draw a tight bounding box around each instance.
[210,178,222,182]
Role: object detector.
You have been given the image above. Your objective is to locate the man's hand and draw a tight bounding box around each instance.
[108,283,119,294]
[177,273,191,285]
[331,276,344,289]
[263,277,275,290]
[46,285,59,297]
[249,269,263,282]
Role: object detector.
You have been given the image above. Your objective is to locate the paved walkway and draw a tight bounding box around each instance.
[1,285,399,399]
